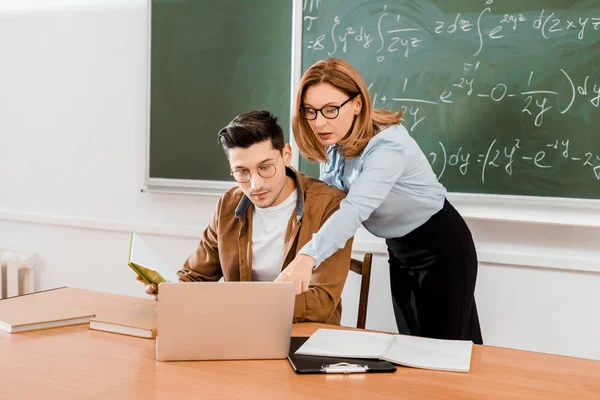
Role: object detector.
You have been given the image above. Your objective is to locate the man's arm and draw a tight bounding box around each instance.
[177,197,223,282]
[292,200,354,324]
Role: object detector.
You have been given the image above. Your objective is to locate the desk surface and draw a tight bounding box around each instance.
[1,288,599,400]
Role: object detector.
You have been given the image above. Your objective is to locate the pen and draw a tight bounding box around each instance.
[321,362,369,374]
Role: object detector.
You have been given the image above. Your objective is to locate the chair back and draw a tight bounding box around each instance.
[349,253,373,329]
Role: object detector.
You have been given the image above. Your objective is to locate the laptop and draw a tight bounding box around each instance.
[156,281,296,361]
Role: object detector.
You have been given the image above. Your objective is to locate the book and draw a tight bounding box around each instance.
[89,305,157,339]
[0,287,95,333]
[295,328,473,373]
[128,232,179,285]
[288,337,396,374]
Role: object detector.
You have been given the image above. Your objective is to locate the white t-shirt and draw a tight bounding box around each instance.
[251,190,298,282]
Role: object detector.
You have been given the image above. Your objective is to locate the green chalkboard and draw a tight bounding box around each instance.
[149,0,292,182]
[301,0,600,199]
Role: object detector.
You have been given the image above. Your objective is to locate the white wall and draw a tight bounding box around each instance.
[1,0,599,361]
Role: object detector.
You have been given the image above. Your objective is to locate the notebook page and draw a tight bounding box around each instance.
[295,328,393,359]
[129,233,179,283]
[383,334,473,372]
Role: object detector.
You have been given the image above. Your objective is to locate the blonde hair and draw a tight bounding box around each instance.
[292,58,402,162]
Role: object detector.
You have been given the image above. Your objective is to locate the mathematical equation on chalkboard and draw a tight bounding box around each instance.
[429,138,600,184]
[303,0,600,184]
[303,0,600,130]
[389,65,600,132]
[303,0,600,60]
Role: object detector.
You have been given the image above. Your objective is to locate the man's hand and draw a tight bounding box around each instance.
[136,275,159,301]
[274,254,315,294]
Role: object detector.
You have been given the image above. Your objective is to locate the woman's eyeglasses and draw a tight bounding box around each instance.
[299,94,357,120]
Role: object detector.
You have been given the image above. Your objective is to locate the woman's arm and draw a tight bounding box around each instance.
[275,131,408,293]
[300,132,406,267]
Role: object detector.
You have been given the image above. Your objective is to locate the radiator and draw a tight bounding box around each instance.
[0,251,35,299]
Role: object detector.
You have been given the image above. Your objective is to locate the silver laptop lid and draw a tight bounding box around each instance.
[157,282,296,361]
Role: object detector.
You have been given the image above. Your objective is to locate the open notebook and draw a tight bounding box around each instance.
[295,328,474,373]
[128,232,179,285]
[288,337,396,374]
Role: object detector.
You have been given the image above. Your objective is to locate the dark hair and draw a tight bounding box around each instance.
[217,110,284,154]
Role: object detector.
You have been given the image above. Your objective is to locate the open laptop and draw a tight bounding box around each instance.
[156,281,296,361]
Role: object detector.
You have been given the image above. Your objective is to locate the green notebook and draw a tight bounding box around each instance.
[127,233,179,285]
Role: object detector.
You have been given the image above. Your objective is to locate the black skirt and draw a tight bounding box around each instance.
[386,199,483,344]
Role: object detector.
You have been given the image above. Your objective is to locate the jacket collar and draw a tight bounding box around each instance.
[234,166,305,222]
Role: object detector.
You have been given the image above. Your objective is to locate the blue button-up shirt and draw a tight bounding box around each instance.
[299,124,447,267]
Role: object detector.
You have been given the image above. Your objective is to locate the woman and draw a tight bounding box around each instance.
[276,58,483,344]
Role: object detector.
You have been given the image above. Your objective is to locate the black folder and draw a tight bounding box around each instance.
[287,337,397,374]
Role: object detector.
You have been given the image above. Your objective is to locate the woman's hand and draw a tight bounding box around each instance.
[274,254,315,294]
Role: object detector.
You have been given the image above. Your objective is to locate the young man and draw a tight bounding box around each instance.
[142,111,353,325]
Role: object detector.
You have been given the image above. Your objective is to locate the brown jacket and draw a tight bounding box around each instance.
[178,167,353,325]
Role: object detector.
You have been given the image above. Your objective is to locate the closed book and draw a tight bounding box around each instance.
[0,288,95,333]
[89,305,157,339]
[296,328,473,373]
[128,232,179,285]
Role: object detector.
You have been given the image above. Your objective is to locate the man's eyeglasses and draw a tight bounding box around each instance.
[299,94,358,121]
[231,164,277,183]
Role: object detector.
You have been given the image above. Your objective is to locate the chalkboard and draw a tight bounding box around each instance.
[301,0,600,199]
[149,0,292,182]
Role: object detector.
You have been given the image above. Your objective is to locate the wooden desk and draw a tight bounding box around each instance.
[1,288,598,399]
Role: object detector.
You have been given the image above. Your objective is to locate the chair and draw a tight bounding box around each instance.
[349,253,373,329]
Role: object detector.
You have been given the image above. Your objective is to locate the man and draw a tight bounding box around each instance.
[142,111,353,324]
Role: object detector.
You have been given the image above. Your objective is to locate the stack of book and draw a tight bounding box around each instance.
[0,233,171,339]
